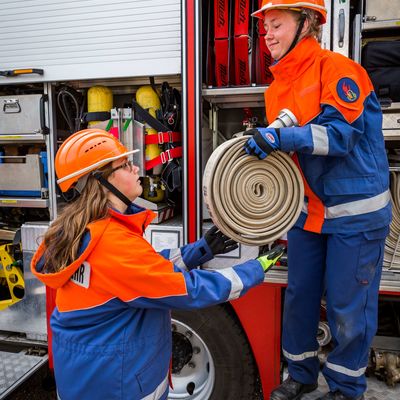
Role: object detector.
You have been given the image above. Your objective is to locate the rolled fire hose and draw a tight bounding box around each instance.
[203,109,304,246]
[383,171,400,271]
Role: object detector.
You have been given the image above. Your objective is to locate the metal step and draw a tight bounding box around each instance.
[0,350,48,399]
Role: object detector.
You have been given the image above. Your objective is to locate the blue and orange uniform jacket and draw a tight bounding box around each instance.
[31,204,264,400]
[266,36,391,233]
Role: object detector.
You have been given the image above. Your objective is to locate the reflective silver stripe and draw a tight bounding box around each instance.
[325,361,366,377]
[302,190,391,219]
[311,124,329,155]
[169,248,187,271]
[216,268,244,300]
[282,348,318,361]
[325,189,391,218]
[141,373,169,400]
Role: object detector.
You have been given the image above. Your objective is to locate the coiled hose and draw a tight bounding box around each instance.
[203,110,304,246]
[384,171,400,271]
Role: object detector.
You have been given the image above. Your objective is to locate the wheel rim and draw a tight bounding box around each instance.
[317,321,332,347]
[168,319,215,399]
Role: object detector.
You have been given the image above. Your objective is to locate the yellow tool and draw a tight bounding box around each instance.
[0,243,25,311]
[0,68,44,77]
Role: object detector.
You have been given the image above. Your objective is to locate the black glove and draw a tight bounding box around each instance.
[204,225,239,256]
[257,244,285,273]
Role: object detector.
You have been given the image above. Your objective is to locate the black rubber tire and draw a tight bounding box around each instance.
[172,304,260,400]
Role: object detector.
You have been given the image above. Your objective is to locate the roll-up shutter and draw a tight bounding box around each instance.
[0,0,181,84]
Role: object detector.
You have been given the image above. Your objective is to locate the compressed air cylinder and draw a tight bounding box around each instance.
[136,86,163,176]
[87,85,113,127]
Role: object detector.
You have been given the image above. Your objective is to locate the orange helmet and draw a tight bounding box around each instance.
[56,129,138,192]
[252,0,327,24]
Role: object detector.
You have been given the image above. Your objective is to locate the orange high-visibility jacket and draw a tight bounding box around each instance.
[31,205,264,400]
[266,36,391,233]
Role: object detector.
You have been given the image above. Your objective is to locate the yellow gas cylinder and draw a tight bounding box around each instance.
[87,85,113,127]
[136,86,163,176]
[142,176,165,203]
[144,127,162,174]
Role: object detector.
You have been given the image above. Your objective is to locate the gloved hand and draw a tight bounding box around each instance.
[244,128,280,159]
[257,244,285,273]
[204,225,239,256]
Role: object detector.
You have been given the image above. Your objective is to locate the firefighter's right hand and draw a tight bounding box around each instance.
[204,225,238,256]
[257,244,285,273]
[244,128,280,159]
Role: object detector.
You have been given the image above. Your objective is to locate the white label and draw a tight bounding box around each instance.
[151,231,180,252]
[70,261,91,289]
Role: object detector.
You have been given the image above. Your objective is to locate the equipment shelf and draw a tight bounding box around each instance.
[0,197,49,208]
[202,86,268,108]
[362,20,400,31]
[0,134,45,144]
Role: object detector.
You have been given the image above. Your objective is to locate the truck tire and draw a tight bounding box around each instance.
[169,304,259,400]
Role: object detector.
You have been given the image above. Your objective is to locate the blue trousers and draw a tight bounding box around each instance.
[283,226,388,398]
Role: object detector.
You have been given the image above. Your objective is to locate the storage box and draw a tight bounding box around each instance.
[0,154,47,197]
[365,0,400,23]
[0,94,45,135]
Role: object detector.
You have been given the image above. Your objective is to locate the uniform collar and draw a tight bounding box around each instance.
[109,205,156,235]
[270,36,321,81]
[31,205,155,288]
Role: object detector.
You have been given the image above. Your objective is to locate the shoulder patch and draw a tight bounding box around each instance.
[71,261,91,289]
[336,77,360,103]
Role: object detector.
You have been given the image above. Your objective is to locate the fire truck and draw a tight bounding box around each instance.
[1,1,400,399]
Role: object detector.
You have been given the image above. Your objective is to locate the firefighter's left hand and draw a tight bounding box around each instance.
[257,244,285,273]
[244,128,280,159]
[204,225,238,256]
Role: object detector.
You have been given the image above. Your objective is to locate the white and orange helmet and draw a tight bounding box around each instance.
[56,129,138,192]
[252,0,327,24]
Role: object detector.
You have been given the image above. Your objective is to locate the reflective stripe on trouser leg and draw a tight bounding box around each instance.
[283,227,327,384]
[323,227,388,398]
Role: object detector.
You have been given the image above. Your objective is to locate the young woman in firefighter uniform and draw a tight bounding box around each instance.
[245,1,391,400]
[31,129,276,400]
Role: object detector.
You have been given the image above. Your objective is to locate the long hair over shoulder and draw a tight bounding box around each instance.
[42,176,110,273]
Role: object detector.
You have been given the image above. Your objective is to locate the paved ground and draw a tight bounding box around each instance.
[4,363,400,400]
[302,373,400,400]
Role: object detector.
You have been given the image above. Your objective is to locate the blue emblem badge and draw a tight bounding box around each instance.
[337,77,359,103]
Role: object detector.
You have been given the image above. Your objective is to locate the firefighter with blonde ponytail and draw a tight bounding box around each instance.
[244,1,390,399]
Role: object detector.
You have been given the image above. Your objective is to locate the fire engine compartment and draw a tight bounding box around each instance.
[0,0,400,399]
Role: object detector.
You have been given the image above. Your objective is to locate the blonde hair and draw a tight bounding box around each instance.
[287,9,322,39]
[42,175,110,273]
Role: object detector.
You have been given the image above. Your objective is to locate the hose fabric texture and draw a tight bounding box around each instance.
[384,171,400,271]
[203,136,304,245]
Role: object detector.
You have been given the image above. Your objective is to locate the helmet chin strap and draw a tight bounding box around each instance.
[278,12,307,60]
[92,171,132,208]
